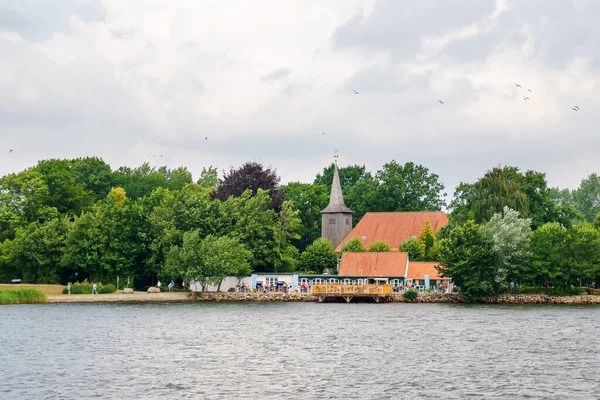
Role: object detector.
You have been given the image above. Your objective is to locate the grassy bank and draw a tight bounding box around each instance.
[0,288,47,304]
[0,284,65,295]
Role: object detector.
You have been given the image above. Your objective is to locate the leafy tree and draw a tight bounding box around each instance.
[566,222,600,287]
[201,235,252,291]
[0,170,57,241]
[299,238,337,274]
[399,237,425,261]
[111,163,192,200]
[471,167,529,224]
[273,201,302,272]
[341,237,366,252]
[164,166,193,192]
[448,182,478,225]
[72,157,113,200]
[479,207,532,287]
[281,182,329,249]
[197,166,218,190]
[164,230,207,290]
[437,220,497,298]
[529,222,569,286]
[224,189,278,272]
[33,159,95,216]
[375,160,446,212]
[215,161,284,209]
[368,241,391,252]
[572,173,600,222]
[595,212,600,229]
[417,219,437,260]
[344,176,381,223]
[6,218,69,283]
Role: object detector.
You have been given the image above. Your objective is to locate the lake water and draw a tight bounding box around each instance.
[1,302,599,399]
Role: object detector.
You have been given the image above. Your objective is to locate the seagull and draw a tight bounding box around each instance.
[574,105,580,110]
[527,89,532,93]
[204,137,208,140]
[515,83,522,88]
[321,132,325,135]
[8,149,13,154]
[353,89,360,95]
[438,100,444,104]
[523,96,530,100]
[572,107,578,111]
[160,155,164,158]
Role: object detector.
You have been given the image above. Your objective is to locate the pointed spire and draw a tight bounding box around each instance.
[321,163,353,214]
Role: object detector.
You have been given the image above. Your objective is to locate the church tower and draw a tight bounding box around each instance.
[321,160,353,249]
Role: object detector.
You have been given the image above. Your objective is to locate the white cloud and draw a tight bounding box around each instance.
[0,0,599,196]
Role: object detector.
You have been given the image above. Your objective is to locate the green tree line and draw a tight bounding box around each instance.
[0,157,598,293]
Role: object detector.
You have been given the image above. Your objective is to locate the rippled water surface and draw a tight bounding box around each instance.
[1,302,599,399]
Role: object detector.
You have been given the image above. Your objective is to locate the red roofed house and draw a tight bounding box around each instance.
[335,211,449,252]
[338,252,408,287]
[406,261,451,290]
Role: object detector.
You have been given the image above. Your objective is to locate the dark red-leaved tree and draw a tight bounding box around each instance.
[214,161,284,209]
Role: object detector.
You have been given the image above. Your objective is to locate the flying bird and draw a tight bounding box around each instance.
[515,83,522,88]
[321,132,325,135]
[204,137,208,140]
[8,149,13,154]
[572,107,578,111]
[523,96,530,100]
[527,89,532,93]
[574,105,580,110]
[353,90,360,95]
[438,100,444,104]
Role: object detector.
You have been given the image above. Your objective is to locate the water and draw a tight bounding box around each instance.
[1,302,599,399]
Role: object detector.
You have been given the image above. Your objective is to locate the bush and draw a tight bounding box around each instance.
[516,286,552,295]
[584,288,600,295]
[403,289,418,301]
[227,287,236,292]
[98,284,116,294]
[0,289,46,304]
[549,286,583,296]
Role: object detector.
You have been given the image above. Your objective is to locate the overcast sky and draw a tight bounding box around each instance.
[1,0,599,196]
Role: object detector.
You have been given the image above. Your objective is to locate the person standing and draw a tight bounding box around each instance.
[92,282,98,295]
[157,280,162,291]
[67,282,72,295]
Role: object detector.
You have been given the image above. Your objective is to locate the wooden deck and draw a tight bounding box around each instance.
[312,284,393,303]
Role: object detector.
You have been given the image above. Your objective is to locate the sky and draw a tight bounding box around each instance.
[1,0,599,197]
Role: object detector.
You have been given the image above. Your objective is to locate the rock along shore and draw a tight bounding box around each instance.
[45,291,600,305]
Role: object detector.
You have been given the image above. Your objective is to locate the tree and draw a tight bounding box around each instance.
[164,230,207,290]
[7,218,69,283]
[471,167,529,224]
[479,207,532,287]
[448,182,478,225]
[72,157,113,200]
[111,163,192,200]
[299,238,337,274]
[399,238,425,261]
[197,166,218,190]
[417,219,437,260]
[437,220,497,298]
[281,182,329,250]
[201,235,252,291]
[273,201,302,272]
[369,241,391,252]
[341,237,366,252]
[572,173,600,222]
[595,212,600,229]
[529,222,569,287]
[215,161,284,209]
[375,160,446,212]
[566,222,600,287]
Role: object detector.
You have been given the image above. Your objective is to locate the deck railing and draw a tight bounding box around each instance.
[311,284,393,296]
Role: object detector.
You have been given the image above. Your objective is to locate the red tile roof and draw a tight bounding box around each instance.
[407,262,450,281]
[339,252,408,277]
[335,211,449,252]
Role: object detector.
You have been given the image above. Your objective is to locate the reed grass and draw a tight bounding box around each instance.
[0,288,47,304]
[0,284,65,295]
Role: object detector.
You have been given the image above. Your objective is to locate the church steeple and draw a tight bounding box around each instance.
[321,159,353,249]
[321,163,352,214]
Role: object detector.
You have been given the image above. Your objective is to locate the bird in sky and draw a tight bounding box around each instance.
[574,105,580,111]
[572,107,578,111]
[353,90,360,95]
[438,100,444,104]
[8,149,13,154]
[204,137,208,140]
[523,96,530,100]
[321,132,325,135]
[515,83,522,88]
[527,89,532,93]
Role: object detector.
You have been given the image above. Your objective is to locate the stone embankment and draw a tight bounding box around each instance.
[45,291,600,304]
[398,293,600,304]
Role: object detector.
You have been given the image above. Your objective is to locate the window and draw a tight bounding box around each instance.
[265,277,278,287]
[345,218,350,225]
[329,218,336,225]
[329,278,337,283]
[343,279,351,285]
[313,278,322,285]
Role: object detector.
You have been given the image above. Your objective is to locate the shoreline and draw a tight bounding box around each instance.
[42,291,600,305]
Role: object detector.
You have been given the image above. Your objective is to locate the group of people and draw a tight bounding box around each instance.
[156,280,177,292]
[66,281,98,295]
